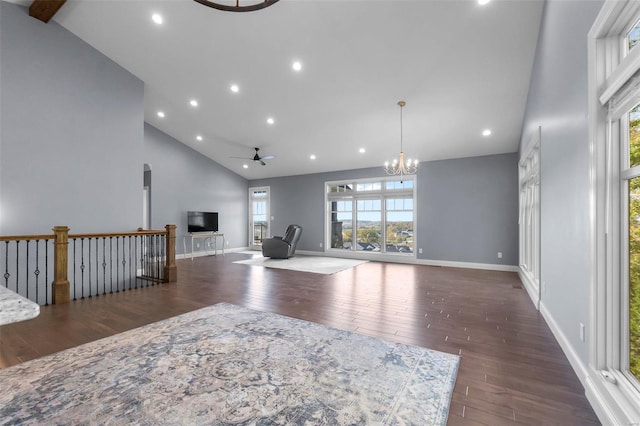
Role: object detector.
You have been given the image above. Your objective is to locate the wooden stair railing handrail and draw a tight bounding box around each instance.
[0,229,167,242]
[69,229,168,239]
[0,234,55,242]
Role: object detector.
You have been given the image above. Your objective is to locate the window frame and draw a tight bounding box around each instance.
[248,186,270,249]
[325,176,416,258]
[589,1,640,423]
[518,127,541,310]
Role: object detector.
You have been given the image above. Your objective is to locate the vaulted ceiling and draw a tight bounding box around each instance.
[10,0,544,179]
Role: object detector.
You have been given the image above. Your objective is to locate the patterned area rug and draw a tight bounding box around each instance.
[0,303,459,425]
[233,254,368,274]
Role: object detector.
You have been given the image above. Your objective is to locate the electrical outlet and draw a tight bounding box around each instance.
[196,243,200,248]
[319,242,323,248]
[580,323,585,342]
[497,252,503,259]
[419,248,423,254]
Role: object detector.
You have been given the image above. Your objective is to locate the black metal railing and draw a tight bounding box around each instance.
[68,233,166,301]
[1,235,54,305]
[0,226,177,306]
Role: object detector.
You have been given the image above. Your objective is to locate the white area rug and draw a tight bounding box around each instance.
[234,254,368,274]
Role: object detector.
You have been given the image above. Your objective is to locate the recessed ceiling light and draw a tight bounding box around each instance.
[190,99,198,107]
[243,164,249,169]
[292,61,302,72]
[196,135,203,141]
[267,117,275,125]
[482,129,492,136]
[151,13,163,24]
[478,0,490,5]
[310,154,316,160]
[359,148,366,153]
[157,111,165,118]
[230,84,239,93]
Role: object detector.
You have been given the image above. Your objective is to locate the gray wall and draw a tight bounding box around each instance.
[0,1,144,234]
[0,2,249,255]
[420,153,518,265]
[144,124,248,252]
[519,0,604,364]
[250,153,518,266]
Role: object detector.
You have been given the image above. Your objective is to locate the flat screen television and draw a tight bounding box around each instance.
[187,211,218,233]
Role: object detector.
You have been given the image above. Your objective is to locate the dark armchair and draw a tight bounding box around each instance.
[262,225,303,259]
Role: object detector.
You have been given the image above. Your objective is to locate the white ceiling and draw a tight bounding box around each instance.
[13,0,544,179]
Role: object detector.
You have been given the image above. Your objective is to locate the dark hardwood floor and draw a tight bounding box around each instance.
[0,252,601,425]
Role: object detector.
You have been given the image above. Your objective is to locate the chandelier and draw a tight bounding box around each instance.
[193,0,280,12]
[384,101,419,181]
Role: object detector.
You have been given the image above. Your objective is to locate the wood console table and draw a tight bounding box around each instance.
[183,232,225,260]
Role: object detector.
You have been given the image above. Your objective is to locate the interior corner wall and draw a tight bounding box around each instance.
[419,153,519,266]
[0,1,144,234]
[249,153,518,266]
[143,123,248,253]
[518,0,604,365]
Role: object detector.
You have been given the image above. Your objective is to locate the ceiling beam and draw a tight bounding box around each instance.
[29,0,67,23]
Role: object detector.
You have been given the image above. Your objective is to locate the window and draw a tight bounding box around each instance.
[628,18,640,52]
[356,199,381,251]
[330,200,352,250]
[590,1,640,422]
[249,187,269,247]
[385,180,414,191]
[356,182,381,192]
[518,128,540,307]
[326,177,416,255]
[386,198,414,253]
[626,103,640,381]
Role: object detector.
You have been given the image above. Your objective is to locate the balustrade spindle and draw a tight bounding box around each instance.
[45,241,49,306]
[15,241,19,295]
[34,242,39,304]
[4,241,9,288]
[80,238,85,299]
[72,239,77,301]
[25,241,29,300]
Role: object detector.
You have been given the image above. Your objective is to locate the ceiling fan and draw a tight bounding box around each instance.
[231,147,275,166]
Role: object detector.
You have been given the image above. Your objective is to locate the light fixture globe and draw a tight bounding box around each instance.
[384,101,419,182]
[194,0,279,12]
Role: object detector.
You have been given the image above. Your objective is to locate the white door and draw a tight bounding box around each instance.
[249,187,270,250]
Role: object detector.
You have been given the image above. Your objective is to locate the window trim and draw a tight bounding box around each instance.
[325,176,417,258]
[518,126,541,310]
[589,1,640,423]
[248,186,270,249]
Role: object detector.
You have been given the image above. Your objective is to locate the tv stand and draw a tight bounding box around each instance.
[184,232,225,260]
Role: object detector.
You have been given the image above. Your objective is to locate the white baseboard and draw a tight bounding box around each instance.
[295,250,518,272]
[518,267,540,309]
[416,258,519,272]
[538,301,630,426]
[539,301,590,383]
[176,246,249,260]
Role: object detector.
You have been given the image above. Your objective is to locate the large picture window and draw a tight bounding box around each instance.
[326,177,416,255]
[626,103,640,381]
[590,1,640,422]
